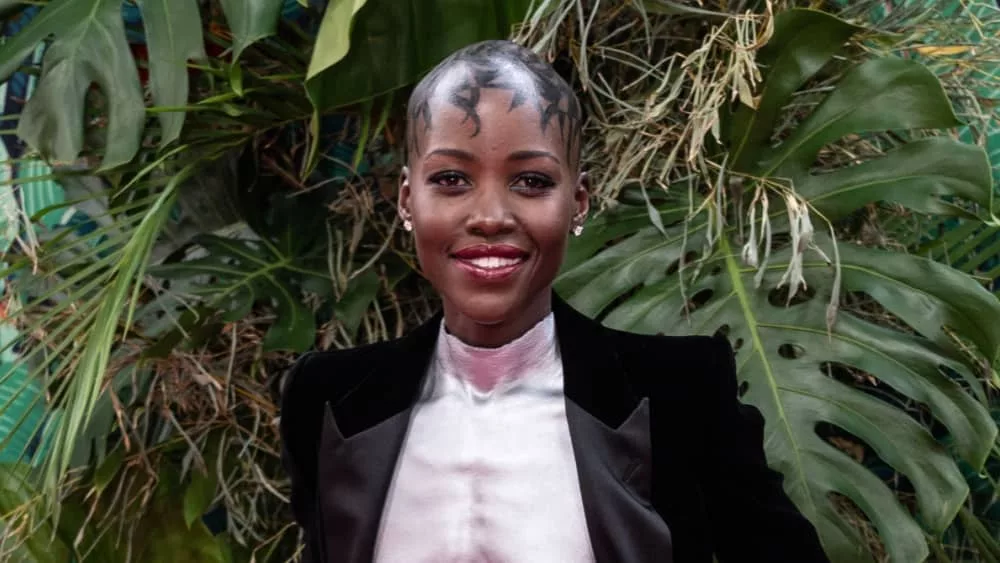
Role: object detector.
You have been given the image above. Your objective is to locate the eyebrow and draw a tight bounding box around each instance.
[425,148,561,165]
[508,150,561,164]
[426,148,475,161]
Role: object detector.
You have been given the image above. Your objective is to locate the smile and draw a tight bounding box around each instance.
[463,256,524,269]
[450,244,529,281]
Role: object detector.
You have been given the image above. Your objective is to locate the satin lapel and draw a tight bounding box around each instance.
[316,313,442,563]
[554,295,673,563]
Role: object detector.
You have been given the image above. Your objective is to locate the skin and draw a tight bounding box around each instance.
[398,46,588,348]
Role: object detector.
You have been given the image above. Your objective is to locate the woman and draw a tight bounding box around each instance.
[280,40,828,563]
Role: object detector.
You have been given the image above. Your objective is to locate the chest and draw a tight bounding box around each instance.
[372,388,596,562]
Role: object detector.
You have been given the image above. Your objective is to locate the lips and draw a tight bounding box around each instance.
[451,244,529,281]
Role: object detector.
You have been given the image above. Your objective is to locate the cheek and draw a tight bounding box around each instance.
[526,204,573,258]
[408,189,452,268]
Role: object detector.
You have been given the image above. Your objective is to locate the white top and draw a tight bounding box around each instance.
[373,313,596,563]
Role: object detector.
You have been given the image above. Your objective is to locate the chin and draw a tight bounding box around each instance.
[450,291,520,325]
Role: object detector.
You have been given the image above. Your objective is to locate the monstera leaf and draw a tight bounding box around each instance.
[0,0,145,168]
[557,9,999,563]
[149,222,329,353]
[0,0,281,167]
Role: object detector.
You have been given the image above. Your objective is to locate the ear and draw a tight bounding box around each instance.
[573,171,591,226]
[398,166,412,222]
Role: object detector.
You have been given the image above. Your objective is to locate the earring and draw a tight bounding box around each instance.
[403,219,413,232]
[572,224,584,236]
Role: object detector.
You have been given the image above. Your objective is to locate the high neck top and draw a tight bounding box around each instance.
[373,313,595,563]
[435,312,559,396]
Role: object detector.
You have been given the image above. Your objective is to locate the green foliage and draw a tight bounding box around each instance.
[0,460,229,562]
[0,0,145,168]
[218,0,285,60]
[1,0,997,561]
[914,220,1000,298]
[305,0,536,108]
[150,185,332,352]
[135,0,208,145]
[0,362,46,464]
[0,0,535,167]
[557,8,998,562]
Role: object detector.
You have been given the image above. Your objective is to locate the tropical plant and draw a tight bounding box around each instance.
[0,0,534,559]
[544,6,1000,563]
[0,0,997,561]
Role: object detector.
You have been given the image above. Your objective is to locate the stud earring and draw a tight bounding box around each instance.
[403,219,413,232]
[572,224,584,237]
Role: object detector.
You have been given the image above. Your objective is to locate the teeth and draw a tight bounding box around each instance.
[466,256,523,269]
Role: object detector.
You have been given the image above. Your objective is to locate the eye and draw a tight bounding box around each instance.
[513,173,556,193]
[428,171,470,189]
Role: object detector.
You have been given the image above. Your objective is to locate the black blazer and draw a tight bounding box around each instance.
[279,295,828,562]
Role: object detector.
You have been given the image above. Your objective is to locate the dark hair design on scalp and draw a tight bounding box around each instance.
[406,40,582,166]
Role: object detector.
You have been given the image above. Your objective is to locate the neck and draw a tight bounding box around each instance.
[441,291,552,348]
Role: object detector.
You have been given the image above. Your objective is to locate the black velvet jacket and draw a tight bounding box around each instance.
[279,295,829,562]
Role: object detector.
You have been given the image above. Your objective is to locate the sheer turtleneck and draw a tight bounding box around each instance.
[435,312,561,396]
[373,313,595,562]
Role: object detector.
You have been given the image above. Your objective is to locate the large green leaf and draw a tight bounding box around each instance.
[148,184,331,352]
[149,232,323,352]
[306,0,370,81]
[729,9,863,171]
[0,0,282,167]
[557,8,999,563]
[0,0,144,169]
[137,0,207,146]
[218,0,285,60]
[306,0,535,109]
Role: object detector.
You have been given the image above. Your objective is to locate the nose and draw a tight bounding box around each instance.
[465,182,516,237]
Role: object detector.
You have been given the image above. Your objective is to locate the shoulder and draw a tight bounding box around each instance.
[607,326,724,354]
[278,338,402,470]
[606,326,732,369]
[606,327,737,395]
[280,338,399,406]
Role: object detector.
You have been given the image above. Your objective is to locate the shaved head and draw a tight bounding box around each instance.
[406,40,582,169]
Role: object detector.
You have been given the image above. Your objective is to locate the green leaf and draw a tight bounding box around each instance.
[335,269,380,337]
[183,470,217,529]
[0,362,46,464]
[729,9,862,171]
[560,218,997,563]
[798,137,992,222]
[137,0,207,146]
[306,0,535,109]
[557,8,999,562]
[753,57,962,181]
[0,0,144,169]
[92,446,123,494]
[218,0,285,61]
[307,0,370,81]
[150,234,319,352]
[135,484,226,563]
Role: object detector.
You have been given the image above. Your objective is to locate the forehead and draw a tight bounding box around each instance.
[414,64,575,163]
[428,93,563,155]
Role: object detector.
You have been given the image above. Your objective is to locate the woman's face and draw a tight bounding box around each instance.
[399,69,588,346]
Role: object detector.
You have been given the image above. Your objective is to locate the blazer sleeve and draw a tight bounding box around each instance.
[279,352,321,563]
[701,334,830,562]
